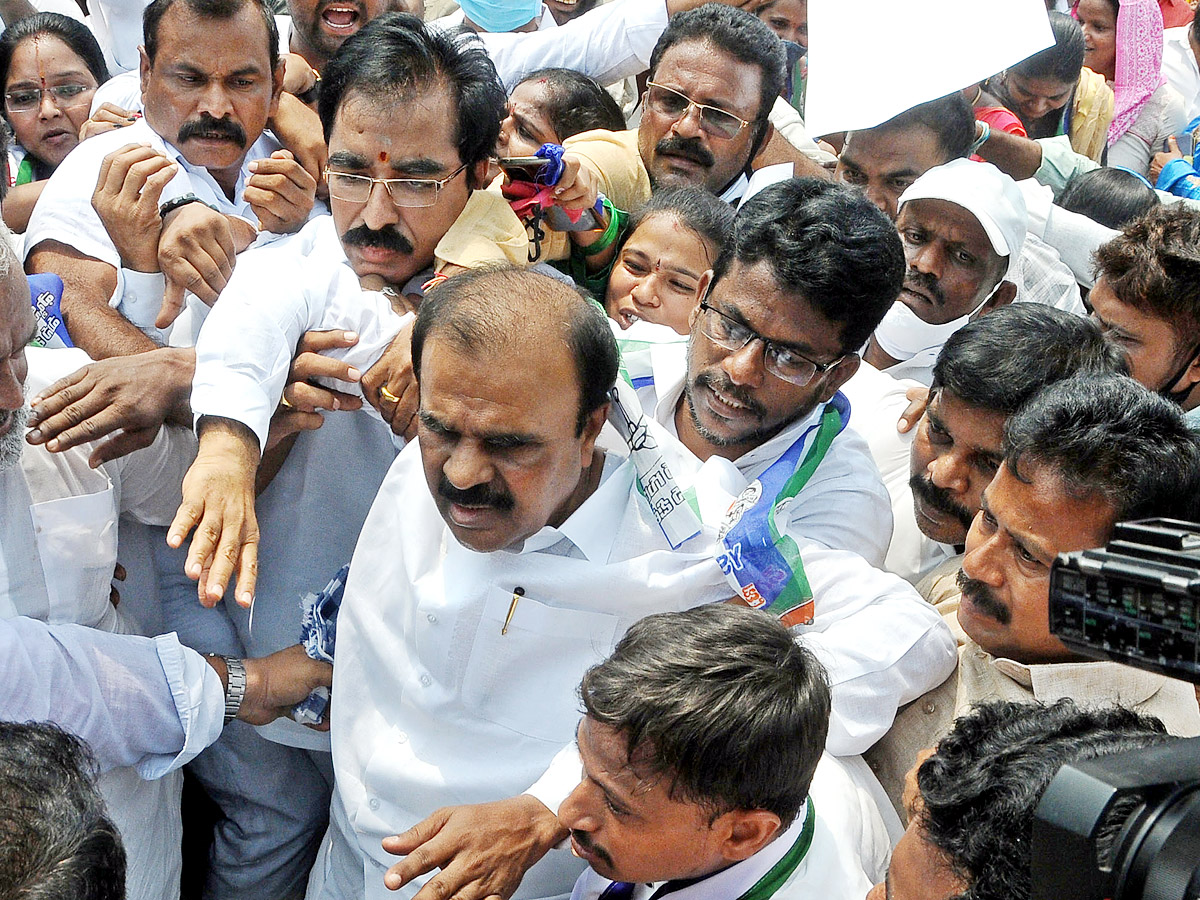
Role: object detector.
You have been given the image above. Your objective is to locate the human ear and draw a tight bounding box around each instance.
[717,809,783,863]
[979,279,1017,316]
[819,352,861,403]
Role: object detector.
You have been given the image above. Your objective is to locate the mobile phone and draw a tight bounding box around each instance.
[1165,133,1195,156]
[498,156,549,183]
[544,196,610,232]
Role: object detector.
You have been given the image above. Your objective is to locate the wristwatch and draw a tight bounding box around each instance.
[219,656,247,725]
[159,192,206,219]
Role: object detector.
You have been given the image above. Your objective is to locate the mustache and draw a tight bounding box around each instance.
[177,115,247,148]
[654,135,714,168]
[696,370,765,419]
[903,268,945,306]
[437,475,515,512]
[571,830,614,870]
[342,224,414,255]
[956,568,1011,625]
[909,473,975,532]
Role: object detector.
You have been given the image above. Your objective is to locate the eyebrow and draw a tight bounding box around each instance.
[981,490,1053,564]
[623,248,701,281]
[9,69,91,85]
[719,299,826,358]
[418,409,540,448]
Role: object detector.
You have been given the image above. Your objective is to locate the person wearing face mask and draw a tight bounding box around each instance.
[863,159,1025,386]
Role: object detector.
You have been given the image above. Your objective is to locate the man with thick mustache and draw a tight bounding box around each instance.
[865,376,1200,818]
[25,0,317,358]
[306,265,734,900]
[882,305,1125,586]
[560,3,827,218]
[861,159,1023,386]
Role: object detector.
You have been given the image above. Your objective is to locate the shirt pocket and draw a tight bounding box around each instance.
[30,485,118,628]
[461,586,618,744]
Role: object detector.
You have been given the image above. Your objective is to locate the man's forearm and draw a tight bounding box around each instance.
[973,126,1043,182]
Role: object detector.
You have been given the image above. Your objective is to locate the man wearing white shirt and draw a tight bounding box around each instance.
[561,605,890,900]
[614,179,957,758]
[25,0,317,359]
[0,225,332,899]
[1162,20,1200,124]
[307,267,733,900]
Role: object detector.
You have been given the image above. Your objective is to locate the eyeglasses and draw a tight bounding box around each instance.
[323,162,469,208]
[645,81,751,139]
[4,83,93,113]
[698,300,842,386]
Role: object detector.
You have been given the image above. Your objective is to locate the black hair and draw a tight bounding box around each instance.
[627,185,735,257]
[931,305,1127,415]
[319,13,505,185]
[1011,12,1085,83]
[918,699,1170,900]
[0,12,109,93]
[1004,375,1200,523]
[868,93,976,163]
[1058,167,1159,229]
[144,0,279,75]
[649,3,785,147]
[1093,204,1200,347]
[0,722,126,900]
[711,177,905,352]
[514,67,625,140]
[580,604,830,827]
[412,265,618,435]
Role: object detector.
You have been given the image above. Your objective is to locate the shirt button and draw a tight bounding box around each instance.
[923,700,937,715]
[420,674,432,687]
[397,732,408,743]
[426,613,437,624]
[368,798,380,811]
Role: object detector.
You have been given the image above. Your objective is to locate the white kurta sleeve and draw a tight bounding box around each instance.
[0,617,225,776]
[478,0,669,90]
[792,544,958,756]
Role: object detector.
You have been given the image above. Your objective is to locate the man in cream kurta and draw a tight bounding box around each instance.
[866,376,1200,818]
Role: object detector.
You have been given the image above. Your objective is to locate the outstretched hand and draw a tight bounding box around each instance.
[381,796,567,899]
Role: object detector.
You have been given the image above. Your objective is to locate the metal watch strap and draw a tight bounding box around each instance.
[221,656,247,726]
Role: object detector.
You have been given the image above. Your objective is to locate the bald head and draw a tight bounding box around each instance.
[413,266,618,434]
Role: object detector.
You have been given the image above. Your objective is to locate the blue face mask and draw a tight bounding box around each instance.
[458,0,542,32]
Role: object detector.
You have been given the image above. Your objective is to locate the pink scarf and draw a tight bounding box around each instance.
[1075,0,1168,144]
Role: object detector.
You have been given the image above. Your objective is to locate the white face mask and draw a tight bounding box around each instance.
[872,281,1005,361]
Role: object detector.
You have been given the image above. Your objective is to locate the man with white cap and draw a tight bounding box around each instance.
[862,159,1027,386]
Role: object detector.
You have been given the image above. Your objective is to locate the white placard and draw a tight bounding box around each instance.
[804,0,1056,137]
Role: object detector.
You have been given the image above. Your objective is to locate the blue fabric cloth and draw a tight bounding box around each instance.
[1156,157,1200,199]
[28,273,71,349]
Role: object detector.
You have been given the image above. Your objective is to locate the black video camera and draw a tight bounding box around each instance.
[1031,519,1200,900]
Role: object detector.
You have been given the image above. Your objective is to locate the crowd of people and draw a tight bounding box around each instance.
[1,0,1199,898]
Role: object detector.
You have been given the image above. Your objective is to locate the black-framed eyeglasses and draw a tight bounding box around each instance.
[4,83,93,113]
[644,81,751,139]
[323,162,469,209]
[698,300,842,386]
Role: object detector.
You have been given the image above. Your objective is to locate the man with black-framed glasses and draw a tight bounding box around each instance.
[615,177,960,759]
